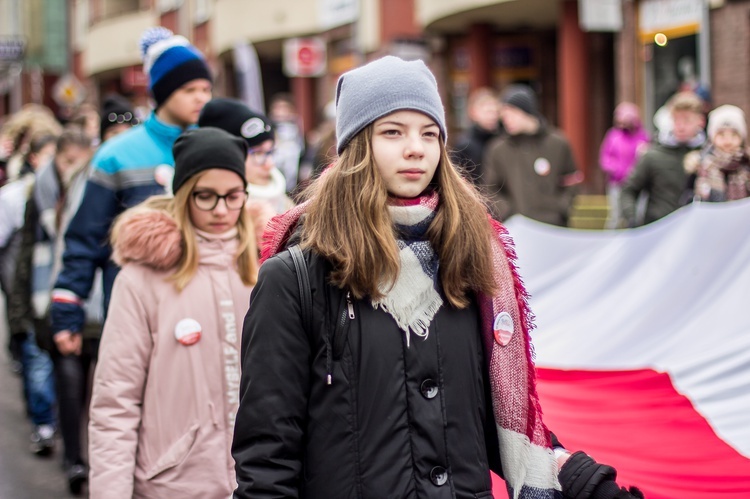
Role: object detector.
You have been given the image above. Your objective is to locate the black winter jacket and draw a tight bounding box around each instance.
[233,249,502,499]
[451,124,500,185]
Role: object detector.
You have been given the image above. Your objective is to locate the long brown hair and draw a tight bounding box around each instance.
[111,173,258,292]
[301,124,497,308]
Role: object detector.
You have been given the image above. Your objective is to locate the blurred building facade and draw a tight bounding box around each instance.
[1,0,749,192]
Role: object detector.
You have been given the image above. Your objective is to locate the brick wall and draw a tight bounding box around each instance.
[710,2,750,115]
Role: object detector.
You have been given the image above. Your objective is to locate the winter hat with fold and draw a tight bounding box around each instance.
[707,105,747,142]
[198,98,275,149]
[139,27,212,109]
[334,56,446,154]
[172,127,248,194]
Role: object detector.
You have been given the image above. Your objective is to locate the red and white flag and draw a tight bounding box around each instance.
[494,199,750,498]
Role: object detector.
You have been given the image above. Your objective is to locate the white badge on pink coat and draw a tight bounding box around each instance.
[174,318,202,346]
[493,312,514,346]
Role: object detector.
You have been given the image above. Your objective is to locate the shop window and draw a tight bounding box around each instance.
[650,34,698,111]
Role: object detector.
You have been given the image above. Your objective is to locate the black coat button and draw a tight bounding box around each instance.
[430,466,448,486]
[420,379,438,399]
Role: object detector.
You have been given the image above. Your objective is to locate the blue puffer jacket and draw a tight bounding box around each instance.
[50,113,185,334]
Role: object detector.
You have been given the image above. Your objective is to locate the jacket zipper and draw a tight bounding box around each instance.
[346,291,355,319]
[332,291,355,363]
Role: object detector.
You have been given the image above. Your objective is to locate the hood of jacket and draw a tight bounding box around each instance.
[112,208,241,271]
[112,208,184,270]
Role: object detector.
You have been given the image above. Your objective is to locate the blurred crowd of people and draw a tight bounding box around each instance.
[0,22,747,499]
[451,84,749,229]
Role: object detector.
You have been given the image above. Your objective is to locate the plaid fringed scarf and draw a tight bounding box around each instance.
[261,192,561,499]
[374,193,442,347]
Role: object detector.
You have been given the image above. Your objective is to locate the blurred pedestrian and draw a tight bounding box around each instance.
[451,86,502,184]
[0,134,57,294]
[7,127,93,491]
[599,102,651,229]
[99,94,139,143]
[232,54,564,498]
[68,103,101,147]
[269,92,305,194]
[88,127,257,498]
[621,91,705,227]
[47,93,139,369]
[483,84,581,226]
[198,97,294,244]
[304,100,337,180]
[0,104,62,182]
[684,104,750,202]
[0,131,59,457]
[47,26,212,492]
[0,133,57,303]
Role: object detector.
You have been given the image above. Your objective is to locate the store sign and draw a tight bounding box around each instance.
[578,0,623,32]
[639,0,702,34]
[52,73,86,107]
[283,37,327,78]
[0,37,25,62]
[318,0,359,30]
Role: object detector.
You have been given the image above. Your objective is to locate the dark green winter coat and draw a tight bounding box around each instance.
[620,140,701,227]
[482,124,579,227]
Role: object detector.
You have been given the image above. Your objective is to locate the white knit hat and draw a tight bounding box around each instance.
[707,105,747,141]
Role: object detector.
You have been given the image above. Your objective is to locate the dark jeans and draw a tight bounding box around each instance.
[52,338,99,467]
[21,331,56,426]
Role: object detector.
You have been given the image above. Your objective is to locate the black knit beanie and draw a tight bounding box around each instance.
[501,84,539,118]
[100,94,136,138]
[172,127,248,194]
[198,98,274,148]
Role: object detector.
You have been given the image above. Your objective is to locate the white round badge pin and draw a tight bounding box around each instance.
[174,318,202,346]
[493,312,514,346]
[533,157,551,176]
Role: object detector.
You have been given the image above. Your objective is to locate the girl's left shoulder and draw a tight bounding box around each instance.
[112,208,183,271]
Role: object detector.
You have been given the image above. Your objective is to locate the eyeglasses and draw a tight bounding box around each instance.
[191,190,248,211]
[248,148,275,164]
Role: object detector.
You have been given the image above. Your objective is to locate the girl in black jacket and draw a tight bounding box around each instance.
[233,56,642,499]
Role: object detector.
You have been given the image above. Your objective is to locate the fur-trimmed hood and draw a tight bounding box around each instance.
[111,208,183,270]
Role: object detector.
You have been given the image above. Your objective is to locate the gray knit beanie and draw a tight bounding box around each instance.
[335,56,446,154]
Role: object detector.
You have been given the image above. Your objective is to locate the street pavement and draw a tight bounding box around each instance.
[0,293,87,498]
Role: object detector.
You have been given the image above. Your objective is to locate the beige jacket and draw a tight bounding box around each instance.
[88,209,252,498]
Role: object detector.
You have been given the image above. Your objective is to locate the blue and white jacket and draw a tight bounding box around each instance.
[50,113,184,334]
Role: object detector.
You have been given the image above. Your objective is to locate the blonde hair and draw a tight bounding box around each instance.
[112,174,258,292]
[669,91,704,115]
[300,124,498,308]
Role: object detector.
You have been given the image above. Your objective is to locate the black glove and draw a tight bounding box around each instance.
[559,451,645,499]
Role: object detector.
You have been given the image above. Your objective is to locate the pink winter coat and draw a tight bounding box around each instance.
[88,208,253,498]
[599,126,651,184]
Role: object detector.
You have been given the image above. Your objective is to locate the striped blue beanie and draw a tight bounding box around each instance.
[335,56,446,154]
[140,27,212,108]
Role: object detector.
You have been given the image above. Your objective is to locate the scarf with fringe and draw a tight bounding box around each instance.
[260,192,561,499]
[374,193,442,347]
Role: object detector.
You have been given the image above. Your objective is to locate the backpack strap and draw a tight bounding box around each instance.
[288,244,313,337]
